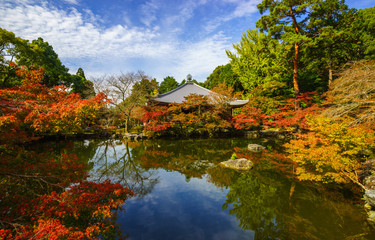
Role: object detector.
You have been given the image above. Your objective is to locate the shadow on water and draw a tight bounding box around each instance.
[33,138,375,239]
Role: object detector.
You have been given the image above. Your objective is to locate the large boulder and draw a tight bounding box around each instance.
[219,158,253,170]
[248,144,266,152]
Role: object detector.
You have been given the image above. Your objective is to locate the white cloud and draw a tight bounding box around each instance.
[204,0,261,33]
[0,2,160,58]
[0,0,235,82]
[63,0,79,5]
[140,0,160,27]
[231,0,260,18]
[166,32,232,81]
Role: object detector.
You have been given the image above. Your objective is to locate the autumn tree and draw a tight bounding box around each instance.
[0,64,135,239]
[285,60,375,188]
[285,116,375,188]
[0,144,135,239]
[0,28,91,93]
[0,64,108,141]
[233,91,322,131]
[143,85,240,137]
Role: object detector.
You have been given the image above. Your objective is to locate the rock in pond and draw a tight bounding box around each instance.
[248,144,266,152]
[367,210,375,222]
[364,175,375,190]
[219,158,253,170]
[365,189,375,209]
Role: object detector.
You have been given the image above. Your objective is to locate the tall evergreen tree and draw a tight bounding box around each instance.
[256,0,318,108]
[305,0,355,86]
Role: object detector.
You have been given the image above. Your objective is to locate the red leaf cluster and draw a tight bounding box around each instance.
[0,64,108,143]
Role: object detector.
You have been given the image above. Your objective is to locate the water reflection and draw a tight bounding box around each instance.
[34,138,375,239]
[222,169,375,240]
[88,139,159,197]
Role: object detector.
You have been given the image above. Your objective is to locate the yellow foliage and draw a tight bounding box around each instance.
[285,116,375,186]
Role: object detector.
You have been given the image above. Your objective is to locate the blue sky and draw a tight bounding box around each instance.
[1,0,374,83]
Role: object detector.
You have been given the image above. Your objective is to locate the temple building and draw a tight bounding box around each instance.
[149,81,248,108]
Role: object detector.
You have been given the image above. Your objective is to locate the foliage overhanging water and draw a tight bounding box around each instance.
[35,138,375,240]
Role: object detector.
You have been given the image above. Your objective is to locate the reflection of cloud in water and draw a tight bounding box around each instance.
[119,169,254,240]
[87,140,159,197]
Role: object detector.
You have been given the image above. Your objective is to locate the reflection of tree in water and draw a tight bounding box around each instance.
[222,166,374,240]
[135,138,254,180]
[223,171,287,239]
[30,139,100,165]
[143,138,250,161]
[88,139,158,197]
[206,165,240,188]
[31,138,375,239]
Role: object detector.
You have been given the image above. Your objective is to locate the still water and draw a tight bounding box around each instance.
[41,138,375,239]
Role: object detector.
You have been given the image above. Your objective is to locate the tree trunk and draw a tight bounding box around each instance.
[125,109,132,133]
[328,57,333,86]
[293,43,301,110]
[125,117,128,133]
[290,8,301,111]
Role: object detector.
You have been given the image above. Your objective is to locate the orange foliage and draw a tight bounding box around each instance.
[233,147,297,179]
[143,94,233,135]
[0,64,108,143]
[263,92,323,129]
[232,92,323,131]
[0,146,135,239]
[285,116,375,186]
[232,106,264,130]
[0,63,134,239]
[142,105,171,132]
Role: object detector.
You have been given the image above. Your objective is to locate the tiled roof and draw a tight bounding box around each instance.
[151,82,249,106]
[151,82,212,104]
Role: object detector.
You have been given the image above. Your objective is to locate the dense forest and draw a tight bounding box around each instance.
[1,0,375,239]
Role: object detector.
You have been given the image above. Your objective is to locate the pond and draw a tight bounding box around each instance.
[37,138,375,240]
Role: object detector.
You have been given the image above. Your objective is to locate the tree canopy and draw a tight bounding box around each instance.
[0,28,92,96]
[256,0,318,101]
[159,76,178,94]
[353,6,375,59]
[226,29,289,95]
[203,64,244,92]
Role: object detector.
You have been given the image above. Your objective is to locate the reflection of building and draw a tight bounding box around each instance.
[149,82,249,108]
